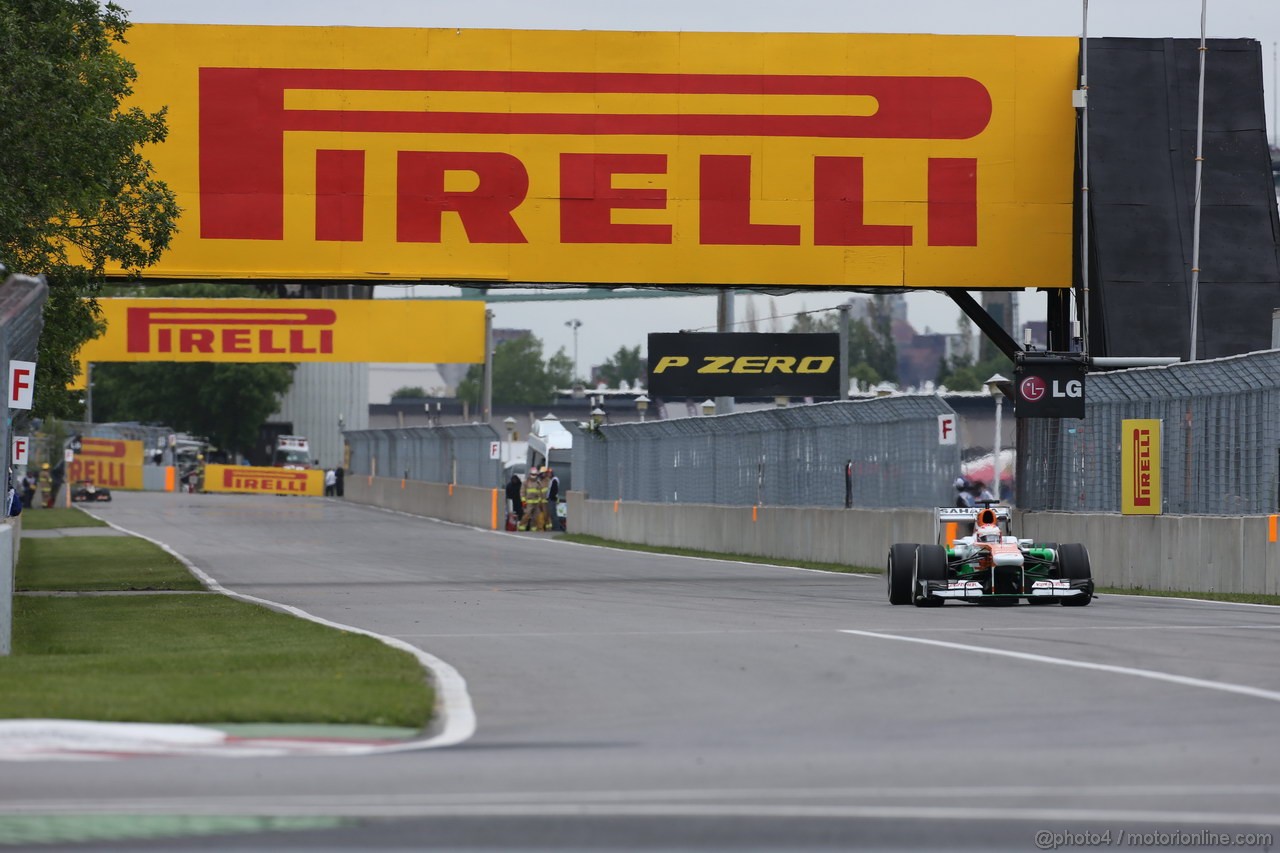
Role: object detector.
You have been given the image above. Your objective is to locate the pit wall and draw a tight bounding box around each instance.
[345,481,1280,595]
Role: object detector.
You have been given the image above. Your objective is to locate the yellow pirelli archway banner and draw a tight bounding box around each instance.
[75,298,485,366]
[110,25,1078,288]
[1121,419,1162,515]
[70,437,145,490]
[204,464,324,496]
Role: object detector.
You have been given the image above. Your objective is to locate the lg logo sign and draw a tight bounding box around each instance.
[1020,375,1082,402]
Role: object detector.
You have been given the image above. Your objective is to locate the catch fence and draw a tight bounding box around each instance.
[1019,349,1280,515]
[575,397,961,509]
[0,276,48,474]
[345,424,503,488]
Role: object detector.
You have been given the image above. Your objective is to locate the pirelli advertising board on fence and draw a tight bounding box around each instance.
[74,298,485,367]
[648,333,841,398]
[70,438,144,490]
[204,465,324,497]
[109,26,1078,288]
[1121,419,1162,515]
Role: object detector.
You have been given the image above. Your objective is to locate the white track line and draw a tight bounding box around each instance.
[841,629,1280,704]
[77,509,476,754]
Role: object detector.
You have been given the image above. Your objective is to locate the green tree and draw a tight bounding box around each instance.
[0,0,179,419]
[390,386,428,400]
[596,345,644,388]
[457,334,567,407]
[937,351,1014,392]
[92,362,295,455]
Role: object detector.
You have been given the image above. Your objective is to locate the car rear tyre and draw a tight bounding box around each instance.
[1058,543,1093,607]
[913,544,948,607]
[887,544,916,605]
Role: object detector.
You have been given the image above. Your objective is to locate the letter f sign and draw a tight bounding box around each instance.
[938,414,957,445]
[8,360,35,410]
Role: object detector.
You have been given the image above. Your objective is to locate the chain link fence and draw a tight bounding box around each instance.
[345,424,503,487]
[1020,349,1280,515]
[0,276,48,476]
[576,397,961,509]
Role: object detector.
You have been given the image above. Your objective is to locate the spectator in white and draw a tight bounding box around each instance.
[324,467,337,497]
[954,477,975,508]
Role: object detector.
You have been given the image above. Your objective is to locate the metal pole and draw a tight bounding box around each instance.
[84,362,92,423]
[838,302,851,396]
[715,289,735,414]
[1078,0,1091,356]
[482,309,494,424]
[1189,0,1208,361]
[992,393,1003,503]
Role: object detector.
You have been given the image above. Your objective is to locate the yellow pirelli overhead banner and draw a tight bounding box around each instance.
[112,25,1077,288]
[204,465,324,497]
[75,298,485,365]
[70,438,144,491]
[1121,419,1162,515]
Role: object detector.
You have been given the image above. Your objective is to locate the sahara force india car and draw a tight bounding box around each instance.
[70,480,112,502]
[887,506,1093,607]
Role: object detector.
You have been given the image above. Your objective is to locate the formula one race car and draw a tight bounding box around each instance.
[70,480,112,503]
[887,505,1092,607]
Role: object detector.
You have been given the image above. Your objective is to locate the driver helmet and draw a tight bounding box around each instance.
[975,523,1002,544]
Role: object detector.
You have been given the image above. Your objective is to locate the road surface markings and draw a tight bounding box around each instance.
[842,628,1280,704]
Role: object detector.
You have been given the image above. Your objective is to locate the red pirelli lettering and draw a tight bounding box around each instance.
[198,67,992,241]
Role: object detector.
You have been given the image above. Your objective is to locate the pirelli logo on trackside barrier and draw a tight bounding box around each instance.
[70,438,144,490]
[647,333,841,398]
[107,26,1078,288]
[73,298,485,367]
[1121,419,1162,515]
[204,465,324,497]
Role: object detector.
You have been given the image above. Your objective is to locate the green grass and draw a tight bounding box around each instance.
[1,595,432,726]
[1098,587,1280,606]
[558,533,880,574]
[18,537,204,592]
[19,507,108,530]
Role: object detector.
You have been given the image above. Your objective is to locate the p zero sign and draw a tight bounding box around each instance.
[108,26,1077,288]
[1014,356,1086,419]
[647,333,841,398]
[74,298,484,367]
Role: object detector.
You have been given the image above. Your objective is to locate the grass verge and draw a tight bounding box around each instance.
[2,595,432,726]
[1097,587,1280,606]
[19,507,108,530]
[558,533,879,574]
[18,537,204,592]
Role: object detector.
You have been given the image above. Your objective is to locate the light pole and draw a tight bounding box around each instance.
[565,318,583,381]
[985,373,1009,502]
[635,394,649,422]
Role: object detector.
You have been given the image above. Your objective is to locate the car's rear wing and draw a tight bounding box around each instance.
[934,506,1013,544]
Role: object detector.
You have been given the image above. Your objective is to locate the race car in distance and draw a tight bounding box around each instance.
[887,505,1093,607]
[70,480,112,503]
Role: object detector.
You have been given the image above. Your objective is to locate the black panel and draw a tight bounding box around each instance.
[1081,38,1280,360]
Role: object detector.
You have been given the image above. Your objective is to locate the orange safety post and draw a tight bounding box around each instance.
[448,483,454,496]
[164,466,175,492]
[613,500,619,513]
[491,489,499,529]
[752,505,758,523]
[1270,515,1277,544]
[945,522,957,544]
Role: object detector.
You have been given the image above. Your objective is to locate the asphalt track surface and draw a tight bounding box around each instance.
[4,492,1280,852]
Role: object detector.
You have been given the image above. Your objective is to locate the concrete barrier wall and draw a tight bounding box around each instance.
[355,485,1280,596]
[346,475,500,529]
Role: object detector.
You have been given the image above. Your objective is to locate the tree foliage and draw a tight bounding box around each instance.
[390,386,428,400]
[457,334,570,407]
[0,0,179,418]
[936,352,1014,392]
[789,299,898,388]
[92,362,295,455]
[595,345,645,388]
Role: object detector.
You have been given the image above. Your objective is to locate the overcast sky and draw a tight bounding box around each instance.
[118,0,1280,376]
